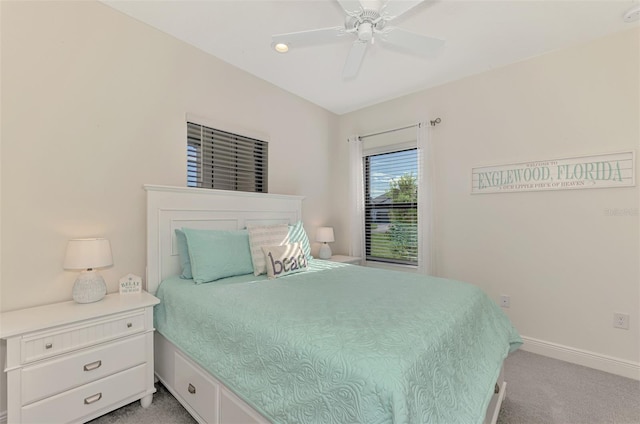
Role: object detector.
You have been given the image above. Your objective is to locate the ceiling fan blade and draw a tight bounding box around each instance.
[380,0,425,21]
[336,0,363,15]
[342,40,368,79]
[378,27,444,56]
[272,27,347,47]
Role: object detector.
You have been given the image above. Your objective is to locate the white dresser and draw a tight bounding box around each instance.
[1,291,160,424]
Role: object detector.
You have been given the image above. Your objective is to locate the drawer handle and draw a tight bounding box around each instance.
[127,322,133,328]
[45,343,53,349]
[83,360,102,372]
[84,393,102,405]
[188,383,196,394]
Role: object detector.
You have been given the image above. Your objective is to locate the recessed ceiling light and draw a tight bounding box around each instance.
[274,43,289,53]
[623,4,640,22]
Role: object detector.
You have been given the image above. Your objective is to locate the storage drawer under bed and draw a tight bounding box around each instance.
[157,333,268,424]
[174,352,220,424]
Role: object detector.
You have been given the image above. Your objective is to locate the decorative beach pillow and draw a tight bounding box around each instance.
[247,224,289,276]
[182,228,253,284]
[288,221,312,260]
[261,243,309,279]
[175,229,193,279]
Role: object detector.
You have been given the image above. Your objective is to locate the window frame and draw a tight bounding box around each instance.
[363,144,419,267]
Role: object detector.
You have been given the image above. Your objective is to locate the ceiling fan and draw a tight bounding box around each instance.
[271,0,444,79]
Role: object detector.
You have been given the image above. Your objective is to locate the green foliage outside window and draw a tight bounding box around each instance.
[387,174,418,262]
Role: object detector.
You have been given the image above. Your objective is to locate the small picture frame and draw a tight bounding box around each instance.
[119,273,142,294]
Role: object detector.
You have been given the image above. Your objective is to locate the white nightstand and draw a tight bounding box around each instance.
[0,291,160,424]
[326,255,362,265]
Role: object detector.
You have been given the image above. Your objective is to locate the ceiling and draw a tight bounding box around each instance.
[103,0,639,115]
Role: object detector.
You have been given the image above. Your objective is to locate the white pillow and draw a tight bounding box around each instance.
[261,243,309,279]
[247,224,290,276]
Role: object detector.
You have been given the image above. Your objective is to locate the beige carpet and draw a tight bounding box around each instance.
[497,350,639,424]
[87,383,196,424]
[91,350,640,424]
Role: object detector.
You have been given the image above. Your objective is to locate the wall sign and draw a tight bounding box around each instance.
[472,152,635,194]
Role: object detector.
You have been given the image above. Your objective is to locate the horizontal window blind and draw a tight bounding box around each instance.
[187,122,268,193]
[364,148,418,265]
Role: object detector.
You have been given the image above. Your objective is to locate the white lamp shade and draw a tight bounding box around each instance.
[316,227,335,243]
[64,238,113,270]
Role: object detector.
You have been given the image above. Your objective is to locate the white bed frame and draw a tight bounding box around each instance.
[145,184,506,424]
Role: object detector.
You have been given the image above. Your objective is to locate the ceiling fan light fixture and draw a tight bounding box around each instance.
[358,22,373,41]
[274,43,289,53]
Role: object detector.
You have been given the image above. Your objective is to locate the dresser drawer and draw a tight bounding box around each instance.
[21,334,147,405]
[175,352,219,424]
[21,364,147,424]
[21,310,145,364]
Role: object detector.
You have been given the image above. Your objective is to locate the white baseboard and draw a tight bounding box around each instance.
[0,410,6,424]
[521,336,640,380]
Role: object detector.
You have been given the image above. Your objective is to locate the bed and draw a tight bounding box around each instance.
[145,185,521,424]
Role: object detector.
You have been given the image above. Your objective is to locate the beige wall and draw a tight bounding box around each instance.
[0,1,339,411]
[0,0,338,310]
[336,29,640,368]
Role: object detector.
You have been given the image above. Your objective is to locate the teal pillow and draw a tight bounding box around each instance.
[175,229,193,279]
[288,221,312,260]
[182,228,253,284]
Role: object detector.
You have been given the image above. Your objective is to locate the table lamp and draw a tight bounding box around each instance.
[64,238,113,303]
[316,227,335,260]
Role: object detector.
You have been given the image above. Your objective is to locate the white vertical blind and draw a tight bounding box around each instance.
[187,122,268,193]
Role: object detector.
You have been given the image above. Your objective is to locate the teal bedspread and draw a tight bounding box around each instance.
[154,260,521,424]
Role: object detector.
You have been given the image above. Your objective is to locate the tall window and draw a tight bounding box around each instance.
[187,122,268,193]
[364,148,418,265]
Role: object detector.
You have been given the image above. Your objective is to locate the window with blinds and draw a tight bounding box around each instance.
[364,148,418,265]
[187,122,268,193]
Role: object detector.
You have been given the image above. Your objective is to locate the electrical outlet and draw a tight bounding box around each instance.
[500,295,510,308]
[613,313,629,330]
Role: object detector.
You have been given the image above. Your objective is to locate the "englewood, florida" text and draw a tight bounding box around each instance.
[477,160,623,190]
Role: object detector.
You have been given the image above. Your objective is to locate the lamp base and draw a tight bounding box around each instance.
[72,270,107,303]
[318,243,332,260]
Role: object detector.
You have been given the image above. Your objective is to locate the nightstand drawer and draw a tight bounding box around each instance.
[21,334,147,404]
[21,310,145,364]
[175,352,219,424]
[21,364,147,424]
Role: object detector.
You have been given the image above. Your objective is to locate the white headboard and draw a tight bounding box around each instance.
[145,185,304,294]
